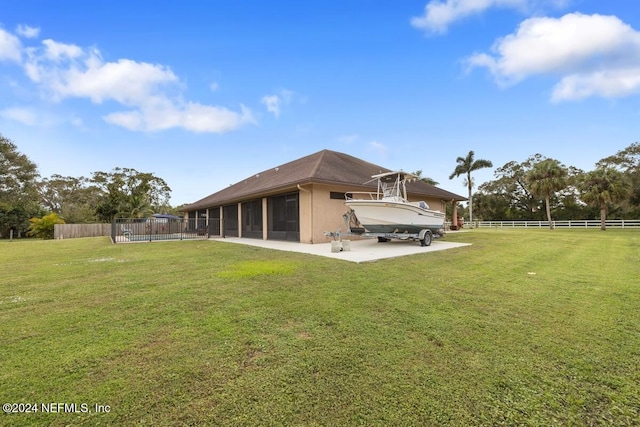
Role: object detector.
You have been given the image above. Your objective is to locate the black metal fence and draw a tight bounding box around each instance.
[111,218,217,243]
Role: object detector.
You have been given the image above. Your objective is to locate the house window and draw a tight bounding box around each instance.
[330,192,347,200]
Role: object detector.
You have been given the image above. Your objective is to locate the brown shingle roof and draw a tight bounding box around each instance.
[182,149,466,211]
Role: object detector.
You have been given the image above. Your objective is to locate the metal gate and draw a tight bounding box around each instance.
[111,218,208,243]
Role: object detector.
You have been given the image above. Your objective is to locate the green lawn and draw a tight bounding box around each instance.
[1,230,639,426]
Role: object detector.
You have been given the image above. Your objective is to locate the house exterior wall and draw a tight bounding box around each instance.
[298,185,313,243]
[407,194,447,214]
[262,197,268,240]
[186,184,450,244]
[308,184,354,244]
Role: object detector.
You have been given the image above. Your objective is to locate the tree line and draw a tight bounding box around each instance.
[1,133,173,238]
[2,132,639,238]
[465,144,639,230]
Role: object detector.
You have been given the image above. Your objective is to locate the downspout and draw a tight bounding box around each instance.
[297,184,312,243]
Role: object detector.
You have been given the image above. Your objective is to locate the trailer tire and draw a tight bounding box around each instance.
[420,230,432,247]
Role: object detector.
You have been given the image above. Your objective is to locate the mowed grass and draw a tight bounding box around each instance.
[1,230,639,426]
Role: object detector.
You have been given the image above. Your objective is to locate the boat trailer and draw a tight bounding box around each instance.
[324,210,442,247]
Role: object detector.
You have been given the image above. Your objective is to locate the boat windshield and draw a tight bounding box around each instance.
[382,185,396,198]
[378,173,407,201]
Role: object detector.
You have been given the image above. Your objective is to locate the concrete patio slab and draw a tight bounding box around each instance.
[210,236,471,263]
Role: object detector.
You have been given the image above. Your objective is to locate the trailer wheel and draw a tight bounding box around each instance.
[420,230,432,247]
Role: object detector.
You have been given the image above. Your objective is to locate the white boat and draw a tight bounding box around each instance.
[344,171,445,235]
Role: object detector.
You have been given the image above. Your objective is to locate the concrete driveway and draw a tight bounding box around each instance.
[211,236,471,263]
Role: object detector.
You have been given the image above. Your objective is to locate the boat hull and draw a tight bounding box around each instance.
[345,200,445,234]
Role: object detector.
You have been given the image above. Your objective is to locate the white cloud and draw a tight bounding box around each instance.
[467,13,640,101]
[411,0,527,34]
[16,25,40,39]
[209,81,219,91]
[411,0,571,34]
[551,69,640,102]
[261,89,294,118]
[40,55,180,104]
[0,106,68,127]
[104,102,255,133]
[183,103,255,132]
[0,27,22,62]
[368,141,389,158]
[41,39,84,61]
[261,95,281,118]
[1,27,255,133]
[0,107,38,125]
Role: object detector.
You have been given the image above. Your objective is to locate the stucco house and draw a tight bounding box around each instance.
[181,149,466,243]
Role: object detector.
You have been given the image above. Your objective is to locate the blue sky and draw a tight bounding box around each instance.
[1,0,639,205]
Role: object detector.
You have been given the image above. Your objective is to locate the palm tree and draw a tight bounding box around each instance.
[578,167,631,231]
[526,159,568,229]
[412,169,439,186]
[449,151,493,224]
[119,192,154,218]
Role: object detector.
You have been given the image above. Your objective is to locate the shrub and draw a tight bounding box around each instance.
[27,213,65,239]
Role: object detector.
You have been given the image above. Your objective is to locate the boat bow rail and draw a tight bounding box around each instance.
[345,191,378,201]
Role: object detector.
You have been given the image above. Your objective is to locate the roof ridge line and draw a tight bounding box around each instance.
[308,149,328,179]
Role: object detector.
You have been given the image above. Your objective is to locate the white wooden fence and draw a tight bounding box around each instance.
[467,220,640,229]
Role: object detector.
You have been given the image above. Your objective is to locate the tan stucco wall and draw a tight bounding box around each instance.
[305,184,370,243]
[406,195,447,214]
[298,186,313,243]
[309,184,352,244]
[262,197,268,240]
